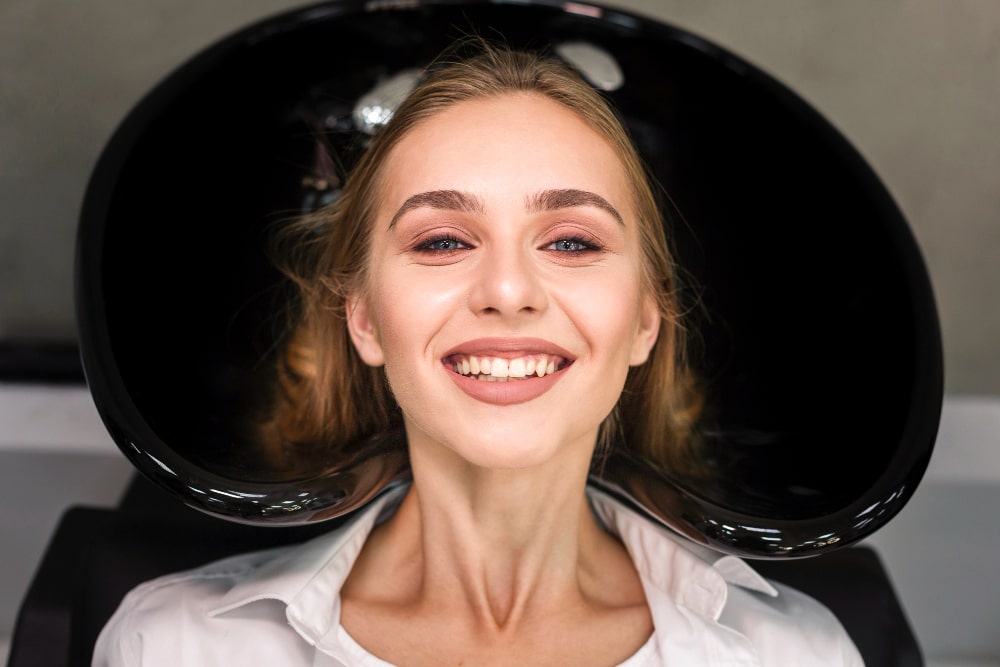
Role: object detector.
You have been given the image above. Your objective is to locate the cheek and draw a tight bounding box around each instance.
[368,293,421,404]
[368,267,461,366]
[368,285,413,366]
[567,270,645,344]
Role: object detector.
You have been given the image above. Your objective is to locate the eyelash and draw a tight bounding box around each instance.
[544,235,602,253]
[412,233,603,254]
[414,235,469,253]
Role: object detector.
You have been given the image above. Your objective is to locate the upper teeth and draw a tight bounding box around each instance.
[449,354,562,381]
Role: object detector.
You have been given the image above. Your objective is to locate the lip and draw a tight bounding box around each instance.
[445,363,568,406]
[441,337,573,406]
[442,337,575,359]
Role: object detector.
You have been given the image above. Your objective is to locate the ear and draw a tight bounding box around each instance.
[629,294,661,366]
[345,293,385,367]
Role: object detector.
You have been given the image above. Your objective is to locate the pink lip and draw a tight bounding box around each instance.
[441,337,573,406]
[442,337,574,359]
[445,364,568,406]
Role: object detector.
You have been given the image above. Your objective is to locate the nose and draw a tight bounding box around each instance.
[468,245,547,319]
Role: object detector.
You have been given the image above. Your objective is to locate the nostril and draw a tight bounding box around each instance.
[468,259,548,316]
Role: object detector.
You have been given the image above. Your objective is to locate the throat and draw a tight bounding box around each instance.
[340,481,652,666]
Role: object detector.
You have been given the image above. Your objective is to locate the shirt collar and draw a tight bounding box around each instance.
[207,484,408,650]
[588,487,775,665]
[207,482,778,660]
[587,486,777,619]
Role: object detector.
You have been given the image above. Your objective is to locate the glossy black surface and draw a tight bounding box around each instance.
[76,0,942,557]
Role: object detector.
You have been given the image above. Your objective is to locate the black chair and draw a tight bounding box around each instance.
[8,474,923,667]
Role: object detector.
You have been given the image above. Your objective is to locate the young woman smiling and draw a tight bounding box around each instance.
[94,45,863,667]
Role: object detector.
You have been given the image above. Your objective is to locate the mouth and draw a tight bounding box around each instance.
[442,353,572,382]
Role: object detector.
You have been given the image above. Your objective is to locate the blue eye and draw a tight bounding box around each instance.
[548,237,598,252]
[418,237,468,252]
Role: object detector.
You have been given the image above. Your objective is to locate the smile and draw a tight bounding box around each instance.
[443,354,569,382]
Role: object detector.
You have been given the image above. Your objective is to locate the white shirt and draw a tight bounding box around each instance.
[93,484,864,666]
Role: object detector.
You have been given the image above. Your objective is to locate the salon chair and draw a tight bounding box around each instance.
[9,1,941,665]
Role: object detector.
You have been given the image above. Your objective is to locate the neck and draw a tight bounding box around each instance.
[368,429,614,631]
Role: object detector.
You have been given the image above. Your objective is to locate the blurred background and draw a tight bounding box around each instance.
[1,1,997,664]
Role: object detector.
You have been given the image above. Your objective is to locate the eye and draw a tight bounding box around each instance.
[416,236,469,252]
[546,236,601,253]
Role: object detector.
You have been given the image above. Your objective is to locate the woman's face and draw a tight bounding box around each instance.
[347,93,660,470]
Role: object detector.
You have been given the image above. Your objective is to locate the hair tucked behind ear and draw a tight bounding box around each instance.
[260,40,704,479]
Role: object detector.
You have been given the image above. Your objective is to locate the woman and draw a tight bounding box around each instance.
[94,44,863,666]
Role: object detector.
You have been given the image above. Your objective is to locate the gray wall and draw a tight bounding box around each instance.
[2,1,998,395]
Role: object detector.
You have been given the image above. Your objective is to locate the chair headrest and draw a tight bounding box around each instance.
[76,0,942,558]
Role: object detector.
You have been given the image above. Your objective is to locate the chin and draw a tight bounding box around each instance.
[411,418,599,473]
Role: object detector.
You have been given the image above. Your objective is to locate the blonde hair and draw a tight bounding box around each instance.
[266,42,702,477]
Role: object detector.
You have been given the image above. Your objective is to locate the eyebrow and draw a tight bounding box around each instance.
[387,187,624,228]
[388,190,485,228]
[526,189,624,226]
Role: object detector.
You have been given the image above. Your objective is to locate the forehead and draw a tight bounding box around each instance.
[378,93,633,218]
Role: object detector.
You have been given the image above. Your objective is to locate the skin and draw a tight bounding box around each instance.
[342,93,661,666]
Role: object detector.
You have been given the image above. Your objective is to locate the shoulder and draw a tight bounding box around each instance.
[91,489,405,667]
[586,487,864,666]
[721,576,865,666]
[91,546,297,666]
